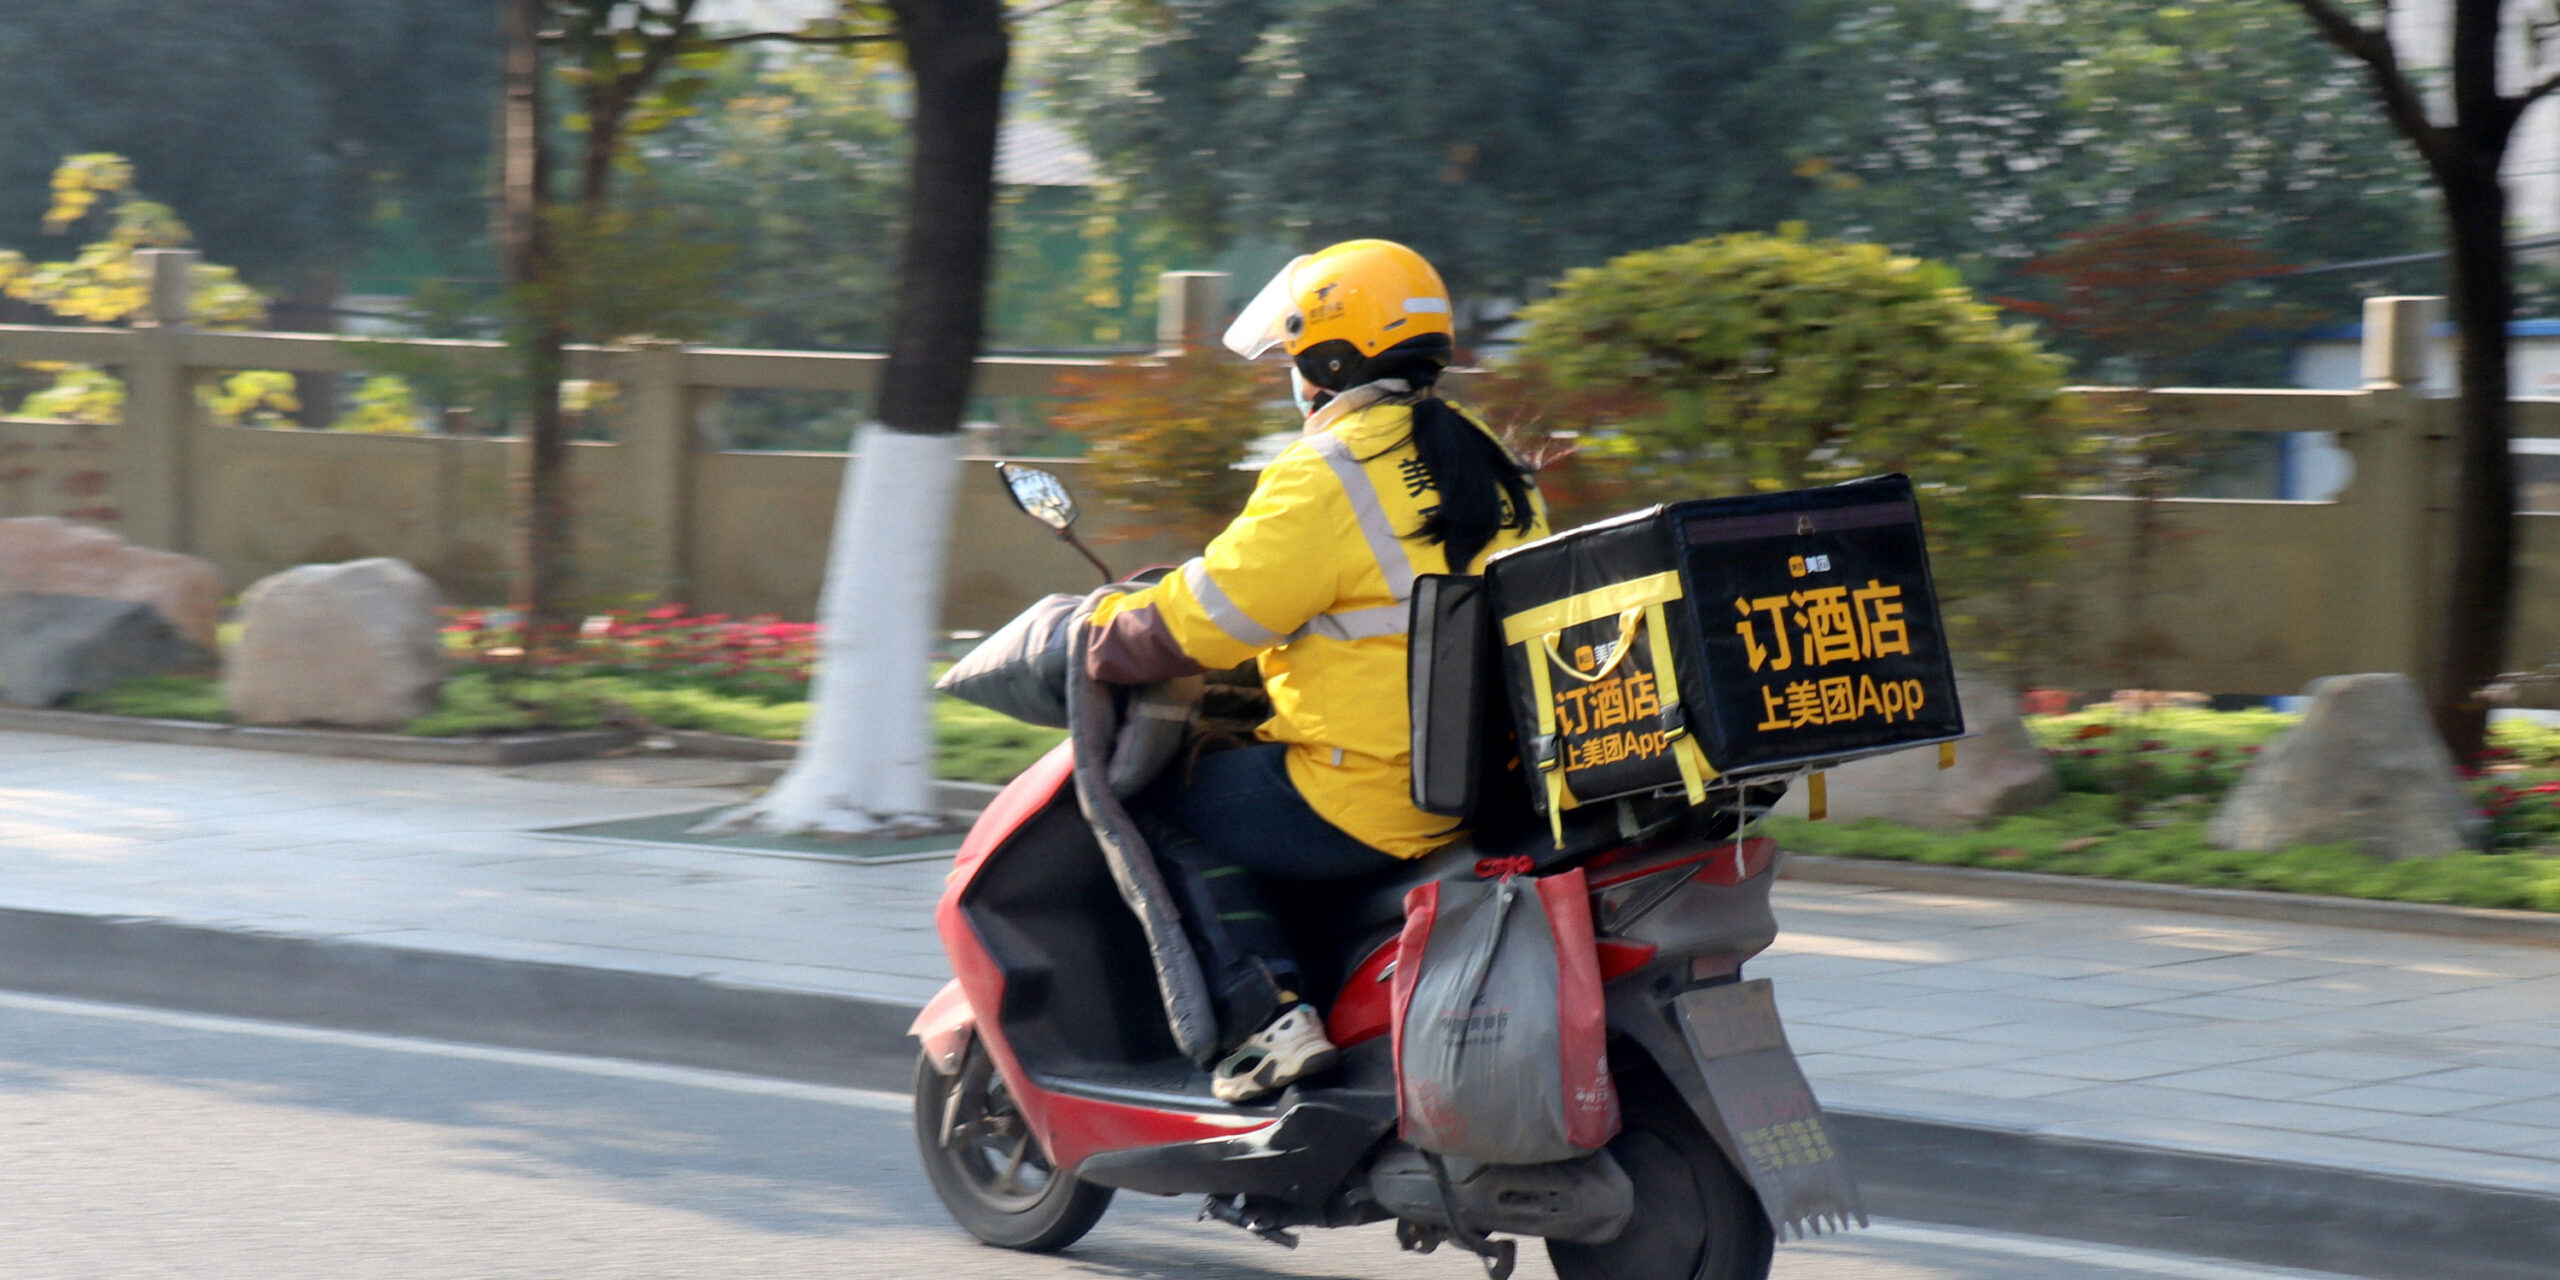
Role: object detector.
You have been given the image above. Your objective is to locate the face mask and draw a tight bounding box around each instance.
[1291,368,1331,421]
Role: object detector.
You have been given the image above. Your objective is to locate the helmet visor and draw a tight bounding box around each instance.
[1222,256,1310,360]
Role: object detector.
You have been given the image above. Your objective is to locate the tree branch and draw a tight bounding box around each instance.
[705,28,899,45]
[2286,0,2453,173]
[705,0,1080,46]
[2519,4,2560,127]
[626,0,701,89]
[2516,66,2560,124]
[1005,0,1089,22]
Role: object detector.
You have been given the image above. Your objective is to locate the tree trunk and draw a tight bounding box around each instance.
[2432,152,2517,762]
[498,0,576,652]
[875,0,1009,434]
[716,0,1010,835]
[282,269,344,428]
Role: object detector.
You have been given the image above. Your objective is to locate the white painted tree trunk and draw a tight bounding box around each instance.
[709,424,962,835]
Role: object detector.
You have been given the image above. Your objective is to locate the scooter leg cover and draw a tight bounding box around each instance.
[1067,599,1222,1066]
[1134,804,1292,1050]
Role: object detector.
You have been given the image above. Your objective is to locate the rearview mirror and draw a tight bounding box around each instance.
[997,463,1078,532]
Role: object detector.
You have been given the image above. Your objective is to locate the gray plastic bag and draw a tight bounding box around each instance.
[1390,866,1618,1165]
[935,592,1080,727]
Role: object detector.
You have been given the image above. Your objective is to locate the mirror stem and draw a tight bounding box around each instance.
[1060,528,1115,583]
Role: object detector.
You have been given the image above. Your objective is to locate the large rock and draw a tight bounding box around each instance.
[0,592,209,707]
[227,558,445,729]
[0,516,223,651]
[1772,672,2060,828]
[2484,665,2560,711]
[2209,673,2479,860]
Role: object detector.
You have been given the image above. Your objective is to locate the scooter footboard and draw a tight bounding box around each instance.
[1671,979,1866,1238]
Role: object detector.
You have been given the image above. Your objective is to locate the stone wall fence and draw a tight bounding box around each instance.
[4,258,2559,694]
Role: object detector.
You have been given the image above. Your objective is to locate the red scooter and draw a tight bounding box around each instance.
[909,467,1859,1280]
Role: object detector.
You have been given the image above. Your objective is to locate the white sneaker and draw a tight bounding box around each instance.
[1211,1004,1339,1103]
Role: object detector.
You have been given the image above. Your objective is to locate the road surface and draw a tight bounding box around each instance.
[0,991,2355,1280]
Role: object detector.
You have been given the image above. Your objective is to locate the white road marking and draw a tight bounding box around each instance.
[0,989,910,1112]
[1850,1220,2353,1280]
[0,994,2364,1280]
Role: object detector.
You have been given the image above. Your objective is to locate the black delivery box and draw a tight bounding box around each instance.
[1480,474,1963,829]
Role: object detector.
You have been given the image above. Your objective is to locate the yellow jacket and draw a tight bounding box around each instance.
[1086,391,1549,859]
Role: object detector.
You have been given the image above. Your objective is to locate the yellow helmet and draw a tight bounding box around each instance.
[1223,240,1455,378]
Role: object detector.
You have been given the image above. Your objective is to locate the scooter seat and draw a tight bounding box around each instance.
[1339,841,1479,936]
[1333,787,1740,936]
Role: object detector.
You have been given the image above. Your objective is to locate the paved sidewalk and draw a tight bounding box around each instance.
[0,729,951,1005]
[4,727,2558,1206]
[1771,883,2560,1197]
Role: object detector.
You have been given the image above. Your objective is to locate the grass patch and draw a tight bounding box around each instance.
[936,694,1068,785]
[1773,705,2560,913]
[60,671,1060,786]
[64,674,226,723]
[1770,803,2560,912]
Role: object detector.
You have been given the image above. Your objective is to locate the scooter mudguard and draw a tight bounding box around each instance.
[908,978,975,1076]
[1672,979,1866,1238]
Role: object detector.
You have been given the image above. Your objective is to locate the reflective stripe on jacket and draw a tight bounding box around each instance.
[1085,394,1549,859]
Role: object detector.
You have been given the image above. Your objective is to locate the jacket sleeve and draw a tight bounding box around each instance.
[1085,446,1349,684]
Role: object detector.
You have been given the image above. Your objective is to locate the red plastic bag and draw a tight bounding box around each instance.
[1389,865,1618,1163]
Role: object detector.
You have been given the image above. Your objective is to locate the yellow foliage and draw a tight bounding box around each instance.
[559,379,617,418]
[6,154,266,329]
[204,371,301,427]
[43,154,133,234]
[19,367,126,424]
[335,375,427,435]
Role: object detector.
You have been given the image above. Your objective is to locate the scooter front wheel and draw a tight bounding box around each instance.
[1546,1069,1773,1280]
[912,1046,1114,1251]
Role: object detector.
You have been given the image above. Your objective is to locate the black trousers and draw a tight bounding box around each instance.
[1137,744,1401,1050]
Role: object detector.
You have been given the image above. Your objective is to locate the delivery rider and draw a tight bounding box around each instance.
[1084,239,1551,1102]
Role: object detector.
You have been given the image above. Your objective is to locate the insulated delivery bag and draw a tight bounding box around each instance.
[1480,474,1964,839]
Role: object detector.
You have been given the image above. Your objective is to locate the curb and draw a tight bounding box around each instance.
[0,905,921,1091]
[0,901,2547,1280]
[1832,1110,2560,1280]
[0,706,639,766]
[1780,854,2560,949]
[0,711,1019,811]
[658,729,796,760]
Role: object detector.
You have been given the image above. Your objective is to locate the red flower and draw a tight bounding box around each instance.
[2074,723,2113,740]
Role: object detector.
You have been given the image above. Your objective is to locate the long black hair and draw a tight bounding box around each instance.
[1298,333,1536,572]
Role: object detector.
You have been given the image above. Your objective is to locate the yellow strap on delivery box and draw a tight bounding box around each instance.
[1523,630,1578,846]
[1637,599,1716,808]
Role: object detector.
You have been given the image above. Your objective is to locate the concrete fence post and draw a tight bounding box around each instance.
[1155,271,1231,355]
[2361,295,2441,390]
[121,247,198,551]
[2348,295,2448,678]
[618,338,693,604]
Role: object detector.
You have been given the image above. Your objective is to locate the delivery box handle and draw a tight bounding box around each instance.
[1499,571,1684,646]
[1539,607,1646,685]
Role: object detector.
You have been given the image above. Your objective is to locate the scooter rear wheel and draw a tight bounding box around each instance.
[912,1047,1114,1251]
[1546,1071,1773,1280]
